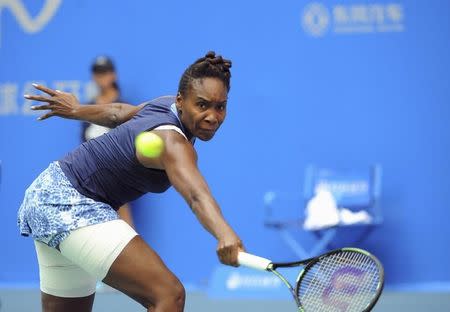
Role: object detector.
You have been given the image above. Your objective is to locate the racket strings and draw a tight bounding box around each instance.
[297,251,380,311]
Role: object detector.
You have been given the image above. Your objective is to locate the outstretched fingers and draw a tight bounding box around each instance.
[24,93,56,120]
[24,83,71,121]
[36,112,55,121]
[32,83,57,96]
[29,104,52,111]
[24,94,56,103]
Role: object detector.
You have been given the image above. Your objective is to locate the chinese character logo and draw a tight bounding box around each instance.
[302,2,405,37]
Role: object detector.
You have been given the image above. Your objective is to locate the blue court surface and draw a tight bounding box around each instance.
[1,287,450,311]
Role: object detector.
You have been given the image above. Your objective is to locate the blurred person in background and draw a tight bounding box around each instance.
[82,56,135,228]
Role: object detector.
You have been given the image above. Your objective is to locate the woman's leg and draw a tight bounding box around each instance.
[103,236,185,311]
[41,293,95,312]
[59,220,185,311]
[35,241,97,312]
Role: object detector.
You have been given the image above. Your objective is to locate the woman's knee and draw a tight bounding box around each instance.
[168,282,185,310]
[170,279,186,304]
[145,277,185,309]
[160,277,185,303]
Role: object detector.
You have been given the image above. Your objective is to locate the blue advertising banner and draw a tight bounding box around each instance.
[1,0,450,291]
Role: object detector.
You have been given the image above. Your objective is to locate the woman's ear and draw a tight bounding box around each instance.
[176,93,183,114]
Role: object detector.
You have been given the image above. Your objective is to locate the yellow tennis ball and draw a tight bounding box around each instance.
[135,132,164,158]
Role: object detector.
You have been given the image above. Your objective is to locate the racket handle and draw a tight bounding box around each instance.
[238,252,272,271]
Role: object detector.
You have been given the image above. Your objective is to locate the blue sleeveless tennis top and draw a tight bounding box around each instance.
[59,96,193,209]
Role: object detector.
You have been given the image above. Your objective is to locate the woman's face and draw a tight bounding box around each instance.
[176,77,228,141]
[93,71,117,90]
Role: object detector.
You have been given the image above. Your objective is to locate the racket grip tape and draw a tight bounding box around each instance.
[238,252,272,271]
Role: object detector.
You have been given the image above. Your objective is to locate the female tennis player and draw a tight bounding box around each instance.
[18,51,243,312]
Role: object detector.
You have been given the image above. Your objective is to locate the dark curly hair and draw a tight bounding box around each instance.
[178,51,232,97]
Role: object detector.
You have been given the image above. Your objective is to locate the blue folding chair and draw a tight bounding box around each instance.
[264,164,382,259]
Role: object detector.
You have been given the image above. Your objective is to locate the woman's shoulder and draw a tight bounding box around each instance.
[133,95,177,118]
[141,95,176,107]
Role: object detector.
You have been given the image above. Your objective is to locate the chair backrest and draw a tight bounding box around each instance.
[303,164,382,223]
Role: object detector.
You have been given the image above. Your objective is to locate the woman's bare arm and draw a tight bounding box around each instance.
[25,84,143,127]
[136,130,243,266]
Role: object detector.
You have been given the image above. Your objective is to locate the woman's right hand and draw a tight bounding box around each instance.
[25,84,82,121]
[216,231,244,267]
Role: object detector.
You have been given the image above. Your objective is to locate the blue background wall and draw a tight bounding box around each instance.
[1,0,449,289]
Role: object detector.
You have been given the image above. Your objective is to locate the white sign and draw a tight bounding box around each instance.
[302,2,405,37]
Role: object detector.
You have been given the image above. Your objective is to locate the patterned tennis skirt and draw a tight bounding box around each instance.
[17,161,119,248]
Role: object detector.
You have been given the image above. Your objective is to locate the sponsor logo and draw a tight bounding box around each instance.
[316,180,369,196]
[302,2,330,37]
[0,0,62,46]
[302,2,405,37]
[226,272,281,290]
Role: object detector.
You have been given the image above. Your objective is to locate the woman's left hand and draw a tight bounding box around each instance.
[25,83,82,121]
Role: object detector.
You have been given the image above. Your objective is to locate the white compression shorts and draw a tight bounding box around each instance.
[34,219,138,298]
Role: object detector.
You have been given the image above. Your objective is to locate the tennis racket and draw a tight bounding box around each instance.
[238,247,384,312]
